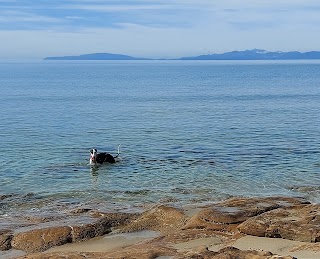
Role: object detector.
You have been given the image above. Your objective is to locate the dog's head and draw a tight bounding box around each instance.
[89,149,98,164]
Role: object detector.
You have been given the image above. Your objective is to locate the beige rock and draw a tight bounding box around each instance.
[178,246,295,259]
[10,212,139,252]
[17,252,109,259]
[6,197,315,258]
[159,228,228,245]
[183,197,309,232]
[19,246,295,259]
[11,226,72,252]
[238,204,320,242]
[119,205,188,234]
[17,244,176,259]
[70,212,140,242]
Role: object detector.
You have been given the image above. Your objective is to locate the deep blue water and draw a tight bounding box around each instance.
[0,60,320,218]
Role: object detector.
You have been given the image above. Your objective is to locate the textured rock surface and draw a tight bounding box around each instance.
[119,205,188,234]
[9,212,139,253]
[183,197,309,232]
[17,246,295,259]
[71,221,110,242]
[11,226,72,253]
[92,212,140,227]
[4,197,318,258]
[238,204,320,242]
[0,229,13,251]
[177,246,295,259]
[17,243,176,259]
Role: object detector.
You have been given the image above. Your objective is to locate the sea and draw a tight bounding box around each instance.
[1,60,320,227]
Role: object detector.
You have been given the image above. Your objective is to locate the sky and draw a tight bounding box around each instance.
[1,0,320,59]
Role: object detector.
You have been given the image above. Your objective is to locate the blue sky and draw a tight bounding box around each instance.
[1,0,320,59]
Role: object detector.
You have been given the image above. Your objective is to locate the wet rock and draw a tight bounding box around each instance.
[0,229,13,251]
[91,212,140,228]
[23,214,63,224]
[70,208,92,214]
[71,219,112,242]
[23,193,35,198]
[238,204,320,242]
[11,226,72,252]
[183,197,309,232]
[119,205,188,234]
[0,194,13,201]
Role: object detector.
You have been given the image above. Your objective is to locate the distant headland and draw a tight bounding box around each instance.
[44,49,320,61]
[44,53,150,61]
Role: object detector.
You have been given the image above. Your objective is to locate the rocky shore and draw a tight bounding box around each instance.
[1,196,320,258]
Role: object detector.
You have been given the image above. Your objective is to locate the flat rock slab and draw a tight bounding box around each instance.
[17,246,295,259]
[119,205,188,234]
[183,197,309,231]
[5,198,317,257]
[177,246,295,259]
[232,235,320,259]
[238,204,320,242]
[48,231,160,253]
[11,226,72,253]
[9,212,138,253]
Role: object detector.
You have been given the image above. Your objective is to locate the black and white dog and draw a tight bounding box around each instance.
[90,145,121,165]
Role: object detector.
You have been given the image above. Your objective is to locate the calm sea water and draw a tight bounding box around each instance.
[1,60,320,219]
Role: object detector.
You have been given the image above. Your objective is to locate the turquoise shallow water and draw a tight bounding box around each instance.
[0,60,320,219]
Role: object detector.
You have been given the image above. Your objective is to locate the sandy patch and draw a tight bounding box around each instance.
[173,236,224,252]
[229,235,320,259]
[48,230,159,253]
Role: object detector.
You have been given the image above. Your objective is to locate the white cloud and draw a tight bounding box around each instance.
[1,0,320,58]
[1,19,320,59]
[0,10,61,23]
[62,4,176,12]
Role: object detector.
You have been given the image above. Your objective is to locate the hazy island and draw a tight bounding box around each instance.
[44,49,320,60]
[44,53,150,60]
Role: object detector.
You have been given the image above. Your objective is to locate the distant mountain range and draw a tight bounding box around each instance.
[44,49,320,61]
[44,53,150,60]
[179,49,320,60]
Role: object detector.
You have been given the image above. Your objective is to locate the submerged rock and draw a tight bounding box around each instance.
[70,208,92,214]
[0,194,14,201]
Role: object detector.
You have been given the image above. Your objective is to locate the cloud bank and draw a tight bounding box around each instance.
[1,0,320,58]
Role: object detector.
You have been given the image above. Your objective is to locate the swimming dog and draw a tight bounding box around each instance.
[90,145,121,165]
